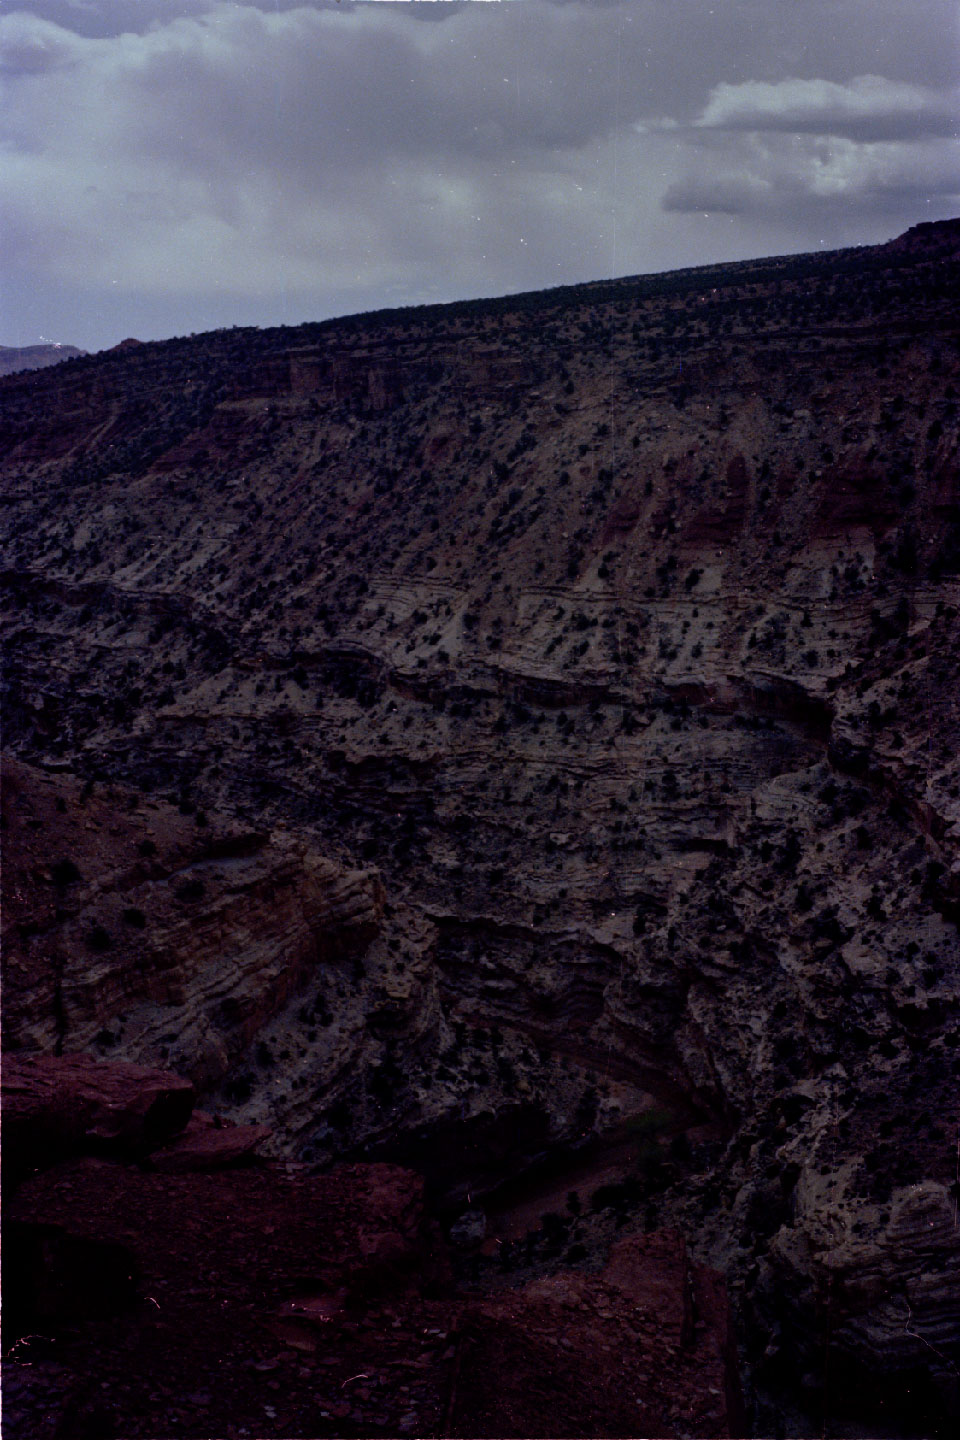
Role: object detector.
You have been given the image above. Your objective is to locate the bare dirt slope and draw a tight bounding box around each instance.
[2,218,959,1436]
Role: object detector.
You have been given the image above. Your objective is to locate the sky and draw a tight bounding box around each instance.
[1,0,958,352]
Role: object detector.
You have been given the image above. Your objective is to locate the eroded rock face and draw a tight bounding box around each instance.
[2,220,960,1433]
[751,1166,960,1435]
[2,759,383,1088]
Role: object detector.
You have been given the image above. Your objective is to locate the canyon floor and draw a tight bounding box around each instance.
[2,218,959,1438]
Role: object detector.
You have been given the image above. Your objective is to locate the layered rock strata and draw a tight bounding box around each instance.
[3,758,382,1088]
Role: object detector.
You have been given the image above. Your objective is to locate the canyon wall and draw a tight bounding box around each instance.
[3,219,959,1436]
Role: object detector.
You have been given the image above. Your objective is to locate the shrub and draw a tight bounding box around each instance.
[51,858,82,887]
[224,1073,254,1102]
[175,877,206,902]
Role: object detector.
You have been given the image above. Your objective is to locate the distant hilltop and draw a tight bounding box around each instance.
[882,215,960,257]
[0,343,86,377]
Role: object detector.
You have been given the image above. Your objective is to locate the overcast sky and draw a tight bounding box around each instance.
[2,0,957,352]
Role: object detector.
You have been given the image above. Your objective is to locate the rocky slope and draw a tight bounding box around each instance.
[2,217,960,1436]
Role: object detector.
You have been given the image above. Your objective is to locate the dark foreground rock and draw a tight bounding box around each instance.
[2,1052,195,1181]
[3,1057,741,1439]
[448,1228,743,1438]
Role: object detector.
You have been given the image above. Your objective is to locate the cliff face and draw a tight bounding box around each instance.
[2,219,960,1435]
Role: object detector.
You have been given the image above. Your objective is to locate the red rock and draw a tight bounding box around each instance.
[147,1111,271,1172]
[450,1228,744,1438]
[2,1053,194,1178]
[15,1146,733,1438]
[4,1155,457,1438]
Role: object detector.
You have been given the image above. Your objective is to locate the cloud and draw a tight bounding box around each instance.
[663,133,960,217]
[2,1,958,349]
[696,74,959,142]
[663,67,958,223]
[0,2,695,307]
[663,174,772,216]
[0,10,81,72]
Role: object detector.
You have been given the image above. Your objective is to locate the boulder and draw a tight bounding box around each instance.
[147,1110,271,1172]
[2,1053,194,1180]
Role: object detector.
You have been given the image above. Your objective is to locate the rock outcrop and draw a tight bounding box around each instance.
[2,1052,195,1181]
[449,1228,743,1438]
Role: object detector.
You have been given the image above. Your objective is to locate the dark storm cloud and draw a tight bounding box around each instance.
[2,1,957,350]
